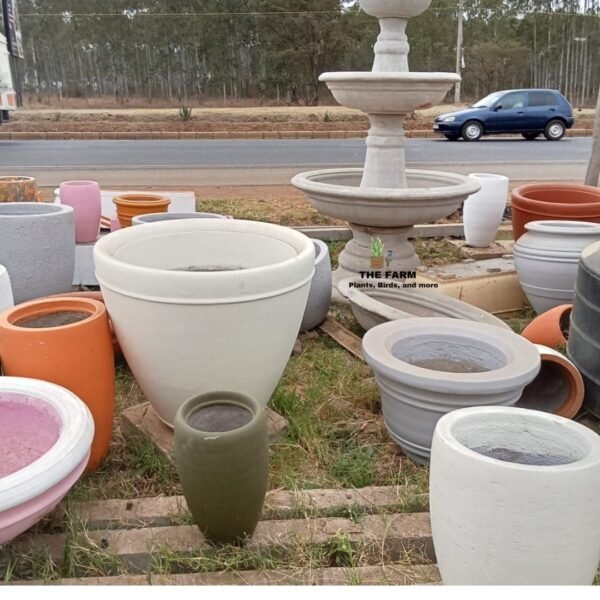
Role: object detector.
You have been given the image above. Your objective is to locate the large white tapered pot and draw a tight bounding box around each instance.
[463,173,509,247]
[94,219,314,426]
[430,406,600,585]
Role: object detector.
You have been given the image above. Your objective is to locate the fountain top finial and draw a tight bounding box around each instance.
[360,0,432,20]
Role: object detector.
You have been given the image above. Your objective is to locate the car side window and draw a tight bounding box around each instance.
[497,92,527,110]
[529,91,557,107]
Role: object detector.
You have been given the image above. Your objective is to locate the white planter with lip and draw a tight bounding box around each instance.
[430,406,600,584]
[463,173,509,247]
[0,264,14,313]
[513,220,600,313]
[361,317,540,464]
[94,219,315,426]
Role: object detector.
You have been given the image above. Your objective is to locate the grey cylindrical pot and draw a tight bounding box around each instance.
[0,203,75,303]
[132,212,227,225]
[300,239,332,331]
[174,391,269,545]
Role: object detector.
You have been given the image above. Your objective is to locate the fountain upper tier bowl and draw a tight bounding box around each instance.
[292,168,479,227]
[320,73,460,114]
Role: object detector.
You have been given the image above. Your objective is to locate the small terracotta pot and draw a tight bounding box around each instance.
[113,194,170,228]
[0,176,39,203]
[511,183,600,240]
[371,256,384,268]
[0,298,115,472]
[516,344,584,419]
[521,304,572,350]
[43,291,121,358]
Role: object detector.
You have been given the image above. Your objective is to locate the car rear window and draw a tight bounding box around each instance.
[529,91,557,107]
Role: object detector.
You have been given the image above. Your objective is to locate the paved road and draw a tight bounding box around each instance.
[0,137,591,186]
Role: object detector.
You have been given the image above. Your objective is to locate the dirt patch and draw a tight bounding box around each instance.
[16,311,90,328]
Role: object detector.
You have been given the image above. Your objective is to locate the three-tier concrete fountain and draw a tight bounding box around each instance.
[292,0,480,284]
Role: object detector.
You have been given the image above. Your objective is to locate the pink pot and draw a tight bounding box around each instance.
[59,180,102,243]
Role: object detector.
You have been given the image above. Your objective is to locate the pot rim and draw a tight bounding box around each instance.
[132,212,228,224]
[0,176,36,183]
[175,391,263,439]
[113,194,170,207]
[362,317,540,391]
[59,180,100,188]
[434,406,600,472]
[312,238,329,268]
[0,377,94,512]
[0,202,73,218]
[524,220,600,235]
[468,172,509,181]
[0,297,105,332]
[512,183,600,211]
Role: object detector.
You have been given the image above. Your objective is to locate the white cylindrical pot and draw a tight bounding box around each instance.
[94,219,315,426]
[463,173,509,247]
[362,318,540,464]
[513,220,600,314]
[0,203,76,304]
[0,264,14,313]
[430,406,600,585]
[300,239,332,331]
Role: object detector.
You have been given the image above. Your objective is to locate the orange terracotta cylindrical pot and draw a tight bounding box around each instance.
[511,183,600,240]
[521,304,572,350]
[0,298,115,472]
[113,194,170,228]
[43,291,122,358]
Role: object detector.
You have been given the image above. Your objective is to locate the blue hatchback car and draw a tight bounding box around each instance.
[433,89,574,141]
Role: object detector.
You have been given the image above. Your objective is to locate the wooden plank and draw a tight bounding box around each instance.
[319,318,364,361]
[59,485,427,530]
[12,564,441,586]
[447,239,514,261]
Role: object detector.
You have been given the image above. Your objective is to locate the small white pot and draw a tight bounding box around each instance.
[0,264,14,313]
[430,406,600,585]
[463,173,509,247]
[94,219,315,426]
[513,220,600,313]
[300,239,332,331]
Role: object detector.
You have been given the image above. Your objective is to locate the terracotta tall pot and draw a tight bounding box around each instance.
[0,298,115,472]
[174,391,268,545]
[59,180,102,243]
[113,194,170,228]
[0,176,39,203]
[521,304,572,349]
[511,183,600,241]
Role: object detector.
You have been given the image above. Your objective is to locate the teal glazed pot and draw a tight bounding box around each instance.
[174,391,269,545]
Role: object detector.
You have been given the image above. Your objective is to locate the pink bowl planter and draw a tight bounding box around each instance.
[0,378,94,544]
[59,180,102,243]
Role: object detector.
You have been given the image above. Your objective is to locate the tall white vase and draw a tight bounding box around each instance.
[463,173,509,247]
[430,406,600,585]
[0,265,14,313]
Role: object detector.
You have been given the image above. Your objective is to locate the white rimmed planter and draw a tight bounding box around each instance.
[0,264,14,313]
[300,239,332,331]
[430,406,600,584]
[0,377,94,544]
[132,212,228,225]
[361,318,540,464]
[513,220,600,313]
[463,173,509,247]
[0,203,76,304]
[338,276,510,331]
[94,219,315,426]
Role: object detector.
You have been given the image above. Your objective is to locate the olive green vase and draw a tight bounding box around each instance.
[174,391,269,545]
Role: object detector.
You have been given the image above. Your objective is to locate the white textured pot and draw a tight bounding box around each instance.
[463,173,509,247]
[300,239,332,331]
[430,406,600,585]
[362,318,540,464]
[0,264,14,313]
[94,219,315,426]
[0,203,76,304]
[513,220,600,313]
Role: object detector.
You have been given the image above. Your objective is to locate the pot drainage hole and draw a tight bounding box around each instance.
[16,311,90,328]
[188,404,253,432]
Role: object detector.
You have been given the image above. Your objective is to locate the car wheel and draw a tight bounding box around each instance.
[522,132,540,140]
[544,120,565,141]
[444,134,459,141]
[461,121,483,141]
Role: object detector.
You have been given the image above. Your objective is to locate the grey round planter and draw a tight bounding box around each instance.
[132,212,228,225]
[338,276,510,331]
[300,239,332,331]
[0,203,75,303]
[362,317,540,464]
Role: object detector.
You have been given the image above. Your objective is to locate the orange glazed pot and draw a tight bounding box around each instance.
[0,298,115,472]
[113,194,170,228]
[521,304,572,350]
[511,183,600,240]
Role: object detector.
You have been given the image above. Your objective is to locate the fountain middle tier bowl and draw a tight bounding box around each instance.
[292,168,480,227]
[94,219,315,426]
[319,72,460,114]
